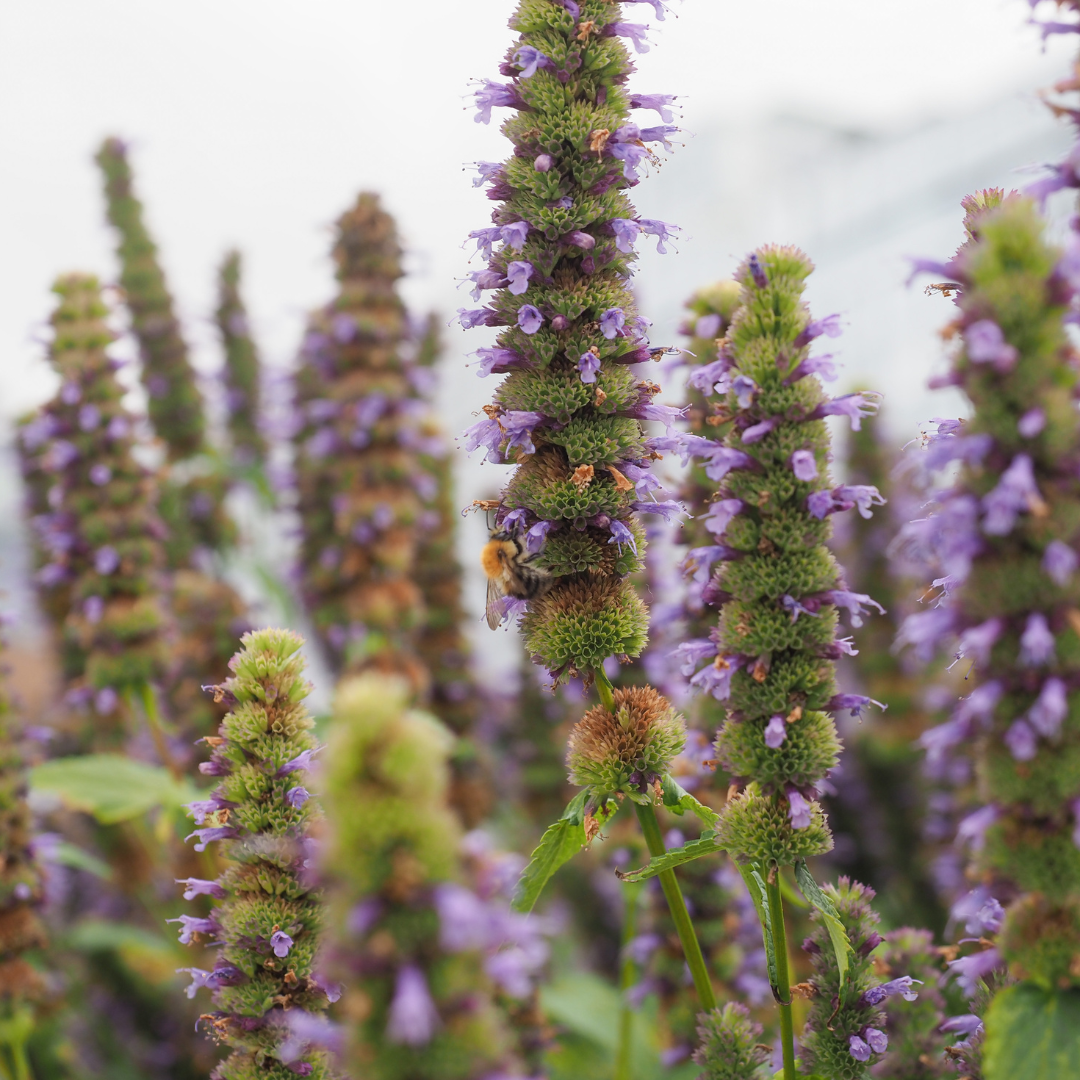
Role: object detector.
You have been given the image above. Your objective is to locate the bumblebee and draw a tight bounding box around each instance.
[481,529,553,629]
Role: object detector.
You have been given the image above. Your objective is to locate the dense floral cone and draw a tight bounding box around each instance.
[18,274,171,742]
[320,674,532,1080]
[95,137,205,461]
[460,0,688,681]
[215,250,267,469]
[692,1002,771,1080]
[293,193,427,685]
[900,191,1080,1008]
[176,629,336,1080]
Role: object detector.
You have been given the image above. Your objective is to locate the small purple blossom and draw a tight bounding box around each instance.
[387,965,440,1046]
[848,1035,872,1063]
[176,877,226,901]
[1043,540,1077,585]
[982,454,1040,535]
[793,313,843,349]
[956,618,1003,666]
[825,590,886,628]
[277,747,319,777]
[472,346,523,377]
[781,594,820,623]
[608,520,638,555]
[1027,676,1068,738]
[680,544,736,585]
[185,826,240,852]
[524,519,556,555]
[790,450,818,482]
[517,305,543,334]
[1019,613,1055,667]
[286,786,311,808]
[865,1029,888,1055]
[88,463,112,486]
[599,308,626,339]
[513,45,549,77]
[956,805,999,852]
[764,714,787,749]
[610,218,640,253]
[179,968,212,999]
[811,391,881,431]
[577,350,601,383]
[741,417,779,444]
[605,21,651,52]
[827,694,886,718]
[732,374,757,408]
[506,260,534,295]
[690,655,745,701]
[860,976,922,1006]
[940,1014,984,1038]
[948,947,1002,996]
[169,914,219,945]
[629,92,677,121]
[747,254,768,289]
[271,930,294,958]
[701,498,743,537]
[473,80,518,124]
[456,307,495,329]
[965,319,1018,371]
[94,546,120,575]
[695,313,722,339]
[787,789,812,830]
[638,218,680,253]
[672,639,718,676]
[1018,407,1046,437]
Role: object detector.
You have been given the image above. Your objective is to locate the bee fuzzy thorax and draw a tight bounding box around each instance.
[480,536,519,580]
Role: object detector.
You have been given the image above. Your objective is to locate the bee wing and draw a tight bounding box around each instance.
[485,576,505,630]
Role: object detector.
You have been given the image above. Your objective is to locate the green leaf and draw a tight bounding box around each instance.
[661,775,720,828]
[984,982,1080,1080]
[794,860,852,987]
[48,839,112,880]
[30,755,201,825]
[748,865,779,988]
[614,832,720,883]
[513,791,614,913]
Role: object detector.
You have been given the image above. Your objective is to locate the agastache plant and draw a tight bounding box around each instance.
[176,628,335,1080]
[635,245,904,1079]
[215,250,267,470]
[0,615,51,1079]
[903,188,1080,1073]
[467,0,718,1017]
[19,274,172,751]
[293,193,427,683]
[319,675,524,1079]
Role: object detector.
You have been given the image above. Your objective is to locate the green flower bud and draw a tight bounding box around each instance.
[714,785,832,866]
[691,1002,771,1080]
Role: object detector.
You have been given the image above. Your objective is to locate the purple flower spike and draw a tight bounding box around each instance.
[965,319,1018,371]
[270,930,294,958]
[599,308,626,339]
[790,450,818,482]
[577,350,601,384]
[506,260,534,295]
[764,714,787,748]
[517,305,543,335]
[1043,540,1077,585]
[748,254,768,288]
[848,1035,872,1063]
[1019,613,1055,667]
[787,789,812,830]
[387,965,441,1046]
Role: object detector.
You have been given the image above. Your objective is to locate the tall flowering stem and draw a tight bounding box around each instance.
[472,0,717,1012]
[215,250,267,470]
[904,190,1080,1065]
[293,194,426,684]
[19,274,172,751]
[95,137,206,461]
[667,246,896,1077]
[0,618,50,1079]
[320,675,523,1078]
[176,629,335,1080]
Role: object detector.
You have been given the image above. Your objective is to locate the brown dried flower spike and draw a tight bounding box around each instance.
[566,685,686,801]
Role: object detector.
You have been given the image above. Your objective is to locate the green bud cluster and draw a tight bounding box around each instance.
[95,137,206,461]
[464,0,688,678]
[19,274,170,727]
[181,629,334,1080]
[703,245,878,866]
[909,193,1080,992]
[319,675,516,1080]
[292,194,427,683]
[691,1002,771,1080]
[215,250,267,469]
[800,878,887,1080]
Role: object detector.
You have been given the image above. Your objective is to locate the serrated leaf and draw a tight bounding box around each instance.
[794,860,852,987]
[661,775,720,828]
[512,791,613,913]
[614,832,719,883]
[984,982,1080,1080]
[30,755,201,825]
[748,865,779,988]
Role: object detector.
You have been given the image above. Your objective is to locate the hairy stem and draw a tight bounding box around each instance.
[614,880,642,1080]
[633,802,716,1011]
[594,667,616,712]
[766,871,796,1080]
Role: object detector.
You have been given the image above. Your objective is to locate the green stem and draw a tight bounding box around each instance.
[136,682,182,781]
[614,880,642,1080]
[11,1040,31,1080]
[594,667,616,712]
[633,802,716,1012]
[766,871,796,1080]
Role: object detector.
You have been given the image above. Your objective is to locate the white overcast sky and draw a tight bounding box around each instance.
[1,0,1076,665]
